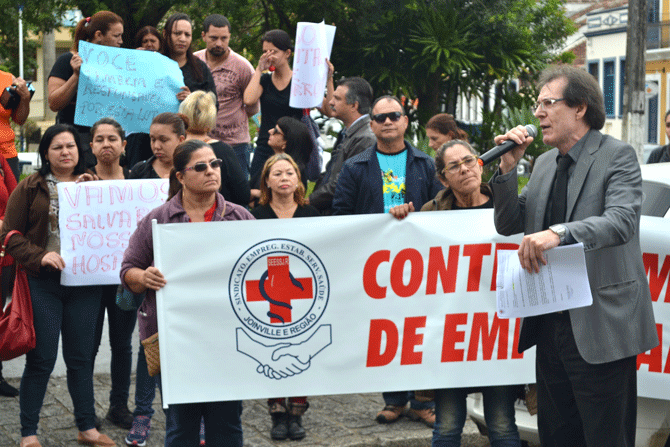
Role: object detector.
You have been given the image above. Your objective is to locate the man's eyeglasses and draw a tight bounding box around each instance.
[443,155,478,174]
[371,111,403,124]
[183,159,222,173]
[532,98,565,113]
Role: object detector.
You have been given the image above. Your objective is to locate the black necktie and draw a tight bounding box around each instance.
[550,155,572,225]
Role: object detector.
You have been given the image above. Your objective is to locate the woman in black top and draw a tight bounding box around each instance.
[250,153,318,441]
[179,91,250,206]
[162,13,216,104]
[244,30,303,181]
[47,10,124,167]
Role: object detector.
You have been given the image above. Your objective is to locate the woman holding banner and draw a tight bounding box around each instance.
[410,139,521,447]
[162,13,216,104]
[125,112,185,446]
[3,124,114,447]
[251,153,318,440]
[47,10,124,168]
[86,118,136,430]
[243,29,304,182]
[121,139,253,445]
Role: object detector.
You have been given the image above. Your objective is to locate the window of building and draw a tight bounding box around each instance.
[604,59,615,117]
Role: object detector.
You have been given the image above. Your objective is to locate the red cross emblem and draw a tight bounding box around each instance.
[246,255,313,324]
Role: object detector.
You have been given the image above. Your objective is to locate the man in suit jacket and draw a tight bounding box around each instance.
[491,65,657,447]
[309,77,376,214]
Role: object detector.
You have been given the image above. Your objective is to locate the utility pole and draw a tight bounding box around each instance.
[621,0,647,163]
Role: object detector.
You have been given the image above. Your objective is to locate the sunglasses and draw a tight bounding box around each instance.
[183,159,222,173]
[371,111,403,123]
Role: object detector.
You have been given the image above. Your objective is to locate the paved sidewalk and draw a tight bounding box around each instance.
[0,374,497,447]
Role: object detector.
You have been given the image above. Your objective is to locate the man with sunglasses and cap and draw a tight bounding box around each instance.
[332,95,442,426]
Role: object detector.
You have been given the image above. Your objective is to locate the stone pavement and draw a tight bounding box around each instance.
[0,373,499,447]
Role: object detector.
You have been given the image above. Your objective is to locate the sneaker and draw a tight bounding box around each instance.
[106,404,134,429]
[125,415,151,446]
[0,378,18,397]
[375,405,405,424]
[406,407,435,428]
[199,417,205,446]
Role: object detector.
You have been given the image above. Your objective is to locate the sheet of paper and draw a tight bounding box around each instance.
[496,243,592,318]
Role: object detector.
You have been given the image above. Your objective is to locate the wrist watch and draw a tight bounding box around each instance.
[549,224,567,245]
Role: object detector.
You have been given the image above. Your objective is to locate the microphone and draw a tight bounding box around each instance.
[478,124,538,166]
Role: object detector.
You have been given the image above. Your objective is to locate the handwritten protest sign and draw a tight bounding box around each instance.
[74,41,183,133]
[57,179,168,286]
[289,21,336,109]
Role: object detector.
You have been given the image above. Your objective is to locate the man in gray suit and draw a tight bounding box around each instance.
[308,77,376,214]
[491,65,657,447]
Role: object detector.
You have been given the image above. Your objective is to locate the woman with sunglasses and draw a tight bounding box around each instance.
[48,11,124,167]
[4,124,113,447]
[180,91,250,206]
[162,13,216,104]
[243,30,304,182]
[251,153,318,440]
[249,117,312,205]
[121,139,253,446]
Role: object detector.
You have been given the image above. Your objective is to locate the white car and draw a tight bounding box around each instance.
[467,162,670,447]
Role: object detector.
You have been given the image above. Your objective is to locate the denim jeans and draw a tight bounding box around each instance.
[20,273,102,436]
[249,143,274,183]
[432,386,520,447]
[383,391,434,410]
[231,143,251,180]
[133,344,156,419]
[92,284,137,408]
[164,398,243,446]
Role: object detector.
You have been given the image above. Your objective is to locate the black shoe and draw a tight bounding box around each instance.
[270,412,289,440]
[106,404,133,430]
[0,378,18,397]
[287,414,305,440]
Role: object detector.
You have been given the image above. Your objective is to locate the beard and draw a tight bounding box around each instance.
[209,46,228,57]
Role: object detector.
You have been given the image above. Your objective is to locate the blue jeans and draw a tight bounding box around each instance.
[20,273,102,436]
[231,143,251,180]
[92,285,137,408]
[432,386,520,447]
[383,391,434,410]
[133,344,156,419]
[162,388,243,446]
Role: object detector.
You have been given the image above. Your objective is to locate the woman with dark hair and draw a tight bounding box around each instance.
[425,113,469,153]
[47,11,124,167]
[135,26,163,52]
[251,153,318,440]
[85,118,137,430]
[162,13,216,104]
[2,124,114,447]
[244,29,304,181]
[250,116,312,203]
[125,112,185,446]
[179,91,250,206]
[121,139,253,446]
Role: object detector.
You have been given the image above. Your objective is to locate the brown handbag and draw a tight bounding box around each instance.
[141,332,160,377]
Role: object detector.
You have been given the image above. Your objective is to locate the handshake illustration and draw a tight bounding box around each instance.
[236,325,332,379]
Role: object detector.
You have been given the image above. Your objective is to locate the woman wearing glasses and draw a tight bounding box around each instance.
[180,91,250,206]
[121,139,253,445]
[420,140,521,447]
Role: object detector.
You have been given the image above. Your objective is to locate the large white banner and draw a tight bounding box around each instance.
[153,211,670,407]
[58,179,168,285]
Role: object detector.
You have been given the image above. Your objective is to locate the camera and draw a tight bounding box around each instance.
[0,82,34,110]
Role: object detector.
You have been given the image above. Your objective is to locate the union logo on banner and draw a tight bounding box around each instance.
[229,239,331,380]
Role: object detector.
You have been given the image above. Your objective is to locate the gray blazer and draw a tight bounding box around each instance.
[491,129,658,364]
[309,115,376,212]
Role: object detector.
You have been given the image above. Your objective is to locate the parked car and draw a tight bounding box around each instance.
[467,162,670,447]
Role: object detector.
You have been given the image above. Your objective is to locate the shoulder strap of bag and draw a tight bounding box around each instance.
[1,230,22,261]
